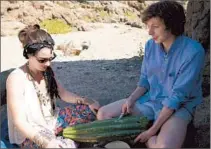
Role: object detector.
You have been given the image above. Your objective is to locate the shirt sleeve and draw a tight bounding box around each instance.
[138,41,150,90]
[162,50,205,110]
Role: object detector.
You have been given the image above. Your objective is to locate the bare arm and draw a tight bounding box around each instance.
[57,81,95,105]
[128,86,147,102]
[134,106,174,143]
[149,106,174,134]
[7,73,56,147]
[122,86,147,114]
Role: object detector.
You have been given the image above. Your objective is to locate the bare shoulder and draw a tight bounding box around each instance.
[6,67,26,90]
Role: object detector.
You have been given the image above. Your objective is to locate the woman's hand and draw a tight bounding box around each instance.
[121,97,135,114]
[89,100,101,115]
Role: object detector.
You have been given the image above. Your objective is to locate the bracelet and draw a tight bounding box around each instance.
[82,98,95,105]
[33,128,56,148]
[76,98,83,104]
[76,97,95,105]
[85,99,95,105]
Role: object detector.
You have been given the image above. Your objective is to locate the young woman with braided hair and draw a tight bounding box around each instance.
[6,24,100,148]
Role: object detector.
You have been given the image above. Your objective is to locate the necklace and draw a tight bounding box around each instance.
[26,63,55,119]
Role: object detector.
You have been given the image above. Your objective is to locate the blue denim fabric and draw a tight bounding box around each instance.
[135,94,162,120]
[138,92,150,104]
[135,99,193,123]
[135,91,194,122]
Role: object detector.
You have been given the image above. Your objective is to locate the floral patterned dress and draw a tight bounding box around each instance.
[21,103,96,148]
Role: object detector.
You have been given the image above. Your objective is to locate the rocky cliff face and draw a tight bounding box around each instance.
[185,1,210,147]
[1,1,146,36]
[185,0,210,97]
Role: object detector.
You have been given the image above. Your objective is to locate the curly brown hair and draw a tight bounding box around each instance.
[141,0,186,36]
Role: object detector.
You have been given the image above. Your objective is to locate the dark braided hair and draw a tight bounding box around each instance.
[18,24,60,104]
[43,67,60,100]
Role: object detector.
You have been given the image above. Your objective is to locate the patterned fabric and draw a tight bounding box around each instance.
[21,103,96,148]
[55,103,96,135]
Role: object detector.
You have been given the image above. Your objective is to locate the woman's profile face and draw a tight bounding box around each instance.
[29,47,55,71]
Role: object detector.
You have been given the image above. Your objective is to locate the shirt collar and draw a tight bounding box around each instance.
[159,35,184,55]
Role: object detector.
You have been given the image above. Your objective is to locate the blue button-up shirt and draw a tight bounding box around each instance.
[138,35,205,111]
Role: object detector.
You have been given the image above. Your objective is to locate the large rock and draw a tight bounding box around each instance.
[194,96,210,147]
[185,0,210,97]
[185,0,210,49]
[1,21,26,36]
[56,39,91,56]
[185,1,210,147]
[124,1,146,13]
[1,1,145,36]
